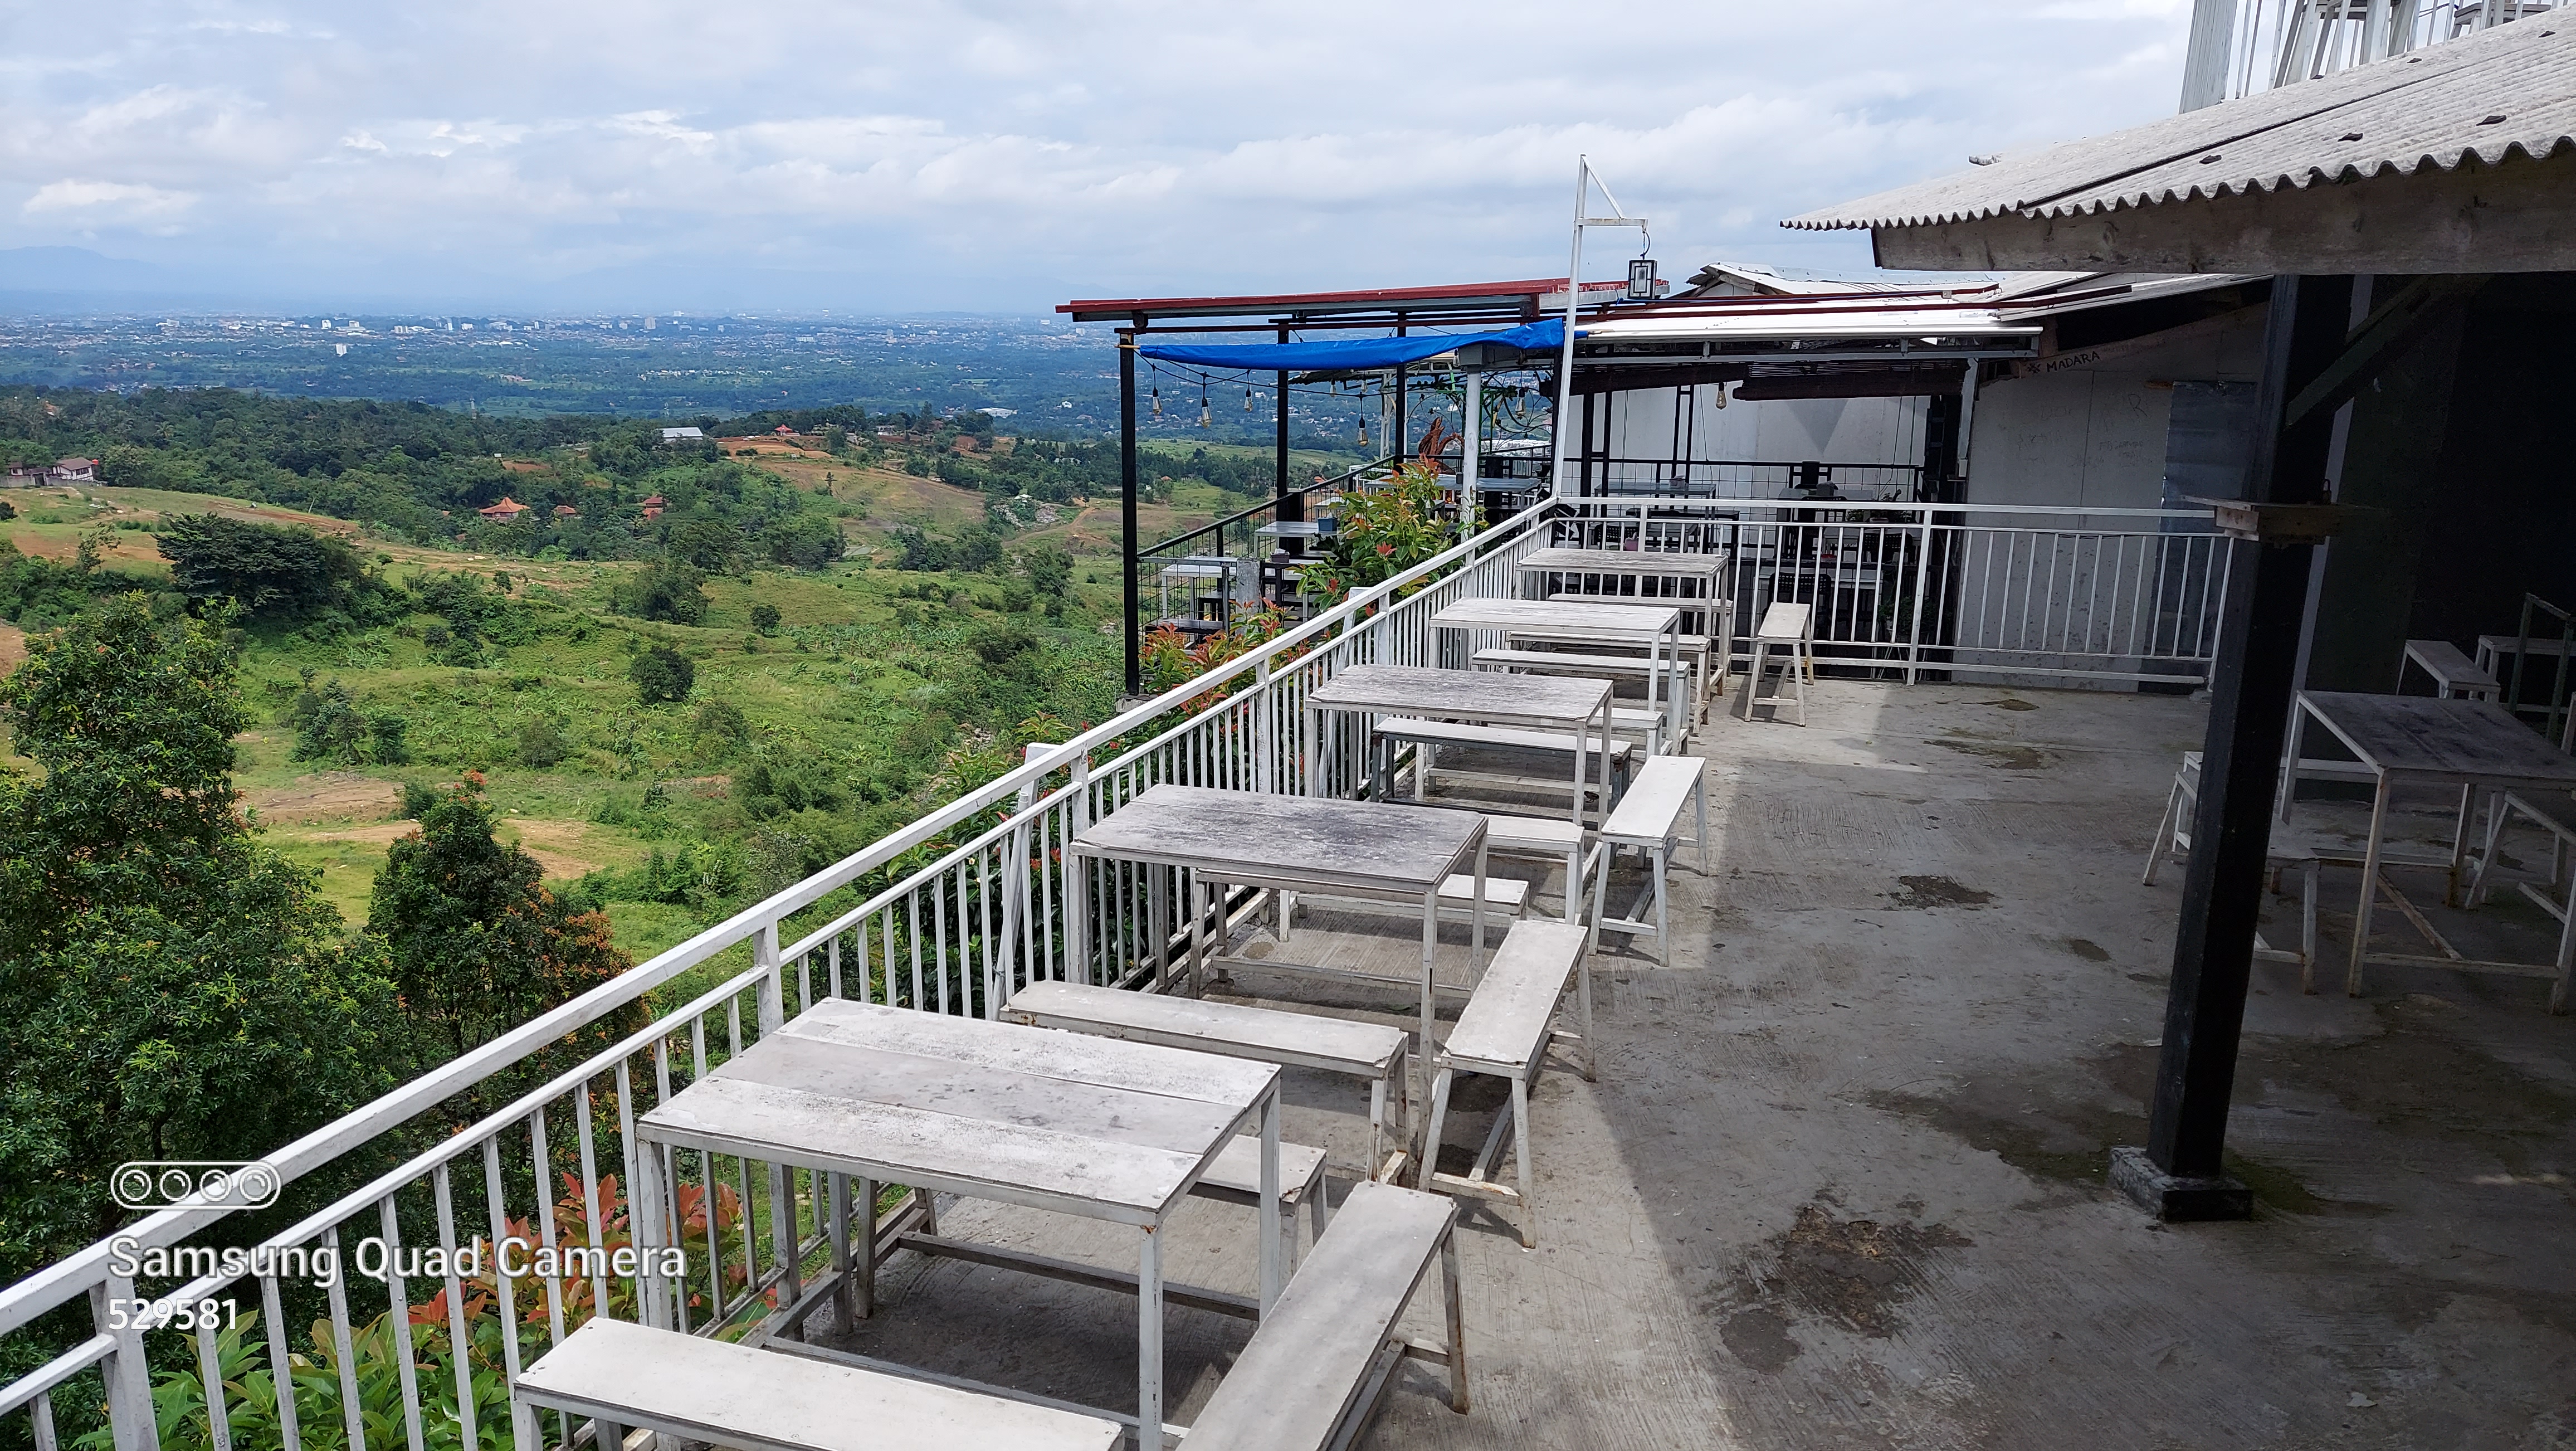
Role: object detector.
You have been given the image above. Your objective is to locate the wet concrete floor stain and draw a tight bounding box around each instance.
[1891,875,1995,910]
[1932,737,2050,770]
[1982,698,2041,712]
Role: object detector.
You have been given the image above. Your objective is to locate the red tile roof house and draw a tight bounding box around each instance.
[477,496,532,522]
[553,504,579,519]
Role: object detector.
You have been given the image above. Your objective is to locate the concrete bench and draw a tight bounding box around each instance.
[1418,921,1593,1248]
[1736,602,1812,726]
[1376,716,1633,806]
[1002,980,1413,1180]
[512,1317,1123,1451]
[1587,756,1709,963]
[1180,1181,1468,1449]
[2402,639,2501,700]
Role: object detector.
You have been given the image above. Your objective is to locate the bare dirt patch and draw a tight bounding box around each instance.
[506,819,611,878]
[300,816,610,880]
[0,621,24,678]
[246,772,403,824]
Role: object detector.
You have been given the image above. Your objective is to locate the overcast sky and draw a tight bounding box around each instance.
[4,1,2196,313]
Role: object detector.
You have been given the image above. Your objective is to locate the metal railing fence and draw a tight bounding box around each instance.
[0,492,2223,1451]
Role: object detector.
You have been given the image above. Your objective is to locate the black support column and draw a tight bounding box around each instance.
[2112,274,2355,1220]
[1120,328,1141,696]
[1275,323,1296,524]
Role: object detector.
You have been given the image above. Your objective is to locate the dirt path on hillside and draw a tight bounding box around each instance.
[245,772,404,823]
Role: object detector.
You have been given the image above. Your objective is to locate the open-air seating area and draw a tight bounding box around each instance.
[30,509,2576,1451]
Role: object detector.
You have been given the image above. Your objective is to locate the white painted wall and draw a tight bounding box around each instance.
[1963,309,2268,509]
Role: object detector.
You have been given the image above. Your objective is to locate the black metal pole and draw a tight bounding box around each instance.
[1120,329,1141,696]
[1392,317,1408,459]
[1276,323,1296,525]
[2115,274,2354,1220]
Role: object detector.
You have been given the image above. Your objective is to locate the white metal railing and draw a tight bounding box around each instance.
[1549,499,2235,686]
[0,492,2222,1451]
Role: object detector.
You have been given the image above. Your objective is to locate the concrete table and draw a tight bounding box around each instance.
[1431,596,1686,743]
[1066,784,1489,1085]
[2286,691,2576,994]
[632,997,1283,1446]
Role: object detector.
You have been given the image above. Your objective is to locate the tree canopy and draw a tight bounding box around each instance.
[0,597,402,1272]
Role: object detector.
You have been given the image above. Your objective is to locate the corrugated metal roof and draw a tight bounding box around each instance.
[1786,16,2576,232]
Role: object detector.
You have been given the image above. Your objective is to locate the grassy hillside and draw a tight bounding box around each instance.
[0,478,1124,967]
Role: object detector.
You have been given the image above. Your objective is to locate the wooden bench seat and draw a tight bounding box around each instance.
[1587,756,1709,963]
[512,1317,1123,1451]
[1472,646,1690,680]
[1418,921,1593,1248]
[1736,602,1812,726]
[1478,813,1588,922]
[1180,1181,1467,1449]
[1002,980,1413,1177]
[1378,716,1634,817]
[2403,639,2502,700]
[1196,1136,1332,1263]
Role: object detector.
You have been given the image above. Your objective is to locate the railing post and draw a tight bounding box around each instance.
[94,1278,158,1451]
[1253,655,1276,795]
[1907,510,1935,685]
[754,922,783,1035]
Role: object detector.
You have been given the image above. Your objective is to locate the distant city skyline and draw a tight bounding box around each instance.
[7,2,2198,313]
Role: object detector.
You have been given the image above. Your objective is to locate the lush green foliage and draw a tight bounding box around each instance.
[157,516,373,616]
[628,644,695,704]
[287,678,411,765]
[1300,454,1463,603]
[0,598,403,1275]
[367,782,636,1067]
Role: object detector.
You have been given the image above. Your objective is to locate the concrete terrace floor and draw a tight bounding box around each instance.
[807,679,2576,1450]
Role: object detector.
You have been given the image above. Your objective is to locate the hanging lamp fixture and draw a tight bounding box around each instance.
[1199,383,1211,429]
[1244,386,1254,413]
[1150,383,1161,419]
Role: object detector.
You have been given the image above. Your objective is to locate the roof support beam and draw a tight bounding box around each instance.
[2282,272,2489,429]
[2115,274,2355,1220]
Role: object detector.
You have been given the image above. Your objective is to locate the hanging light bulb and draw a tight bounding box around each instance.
[1151,384,1161,419]
[1244,386,1254,413]
[1199,383,1211,429]
[1356,415,1369,450]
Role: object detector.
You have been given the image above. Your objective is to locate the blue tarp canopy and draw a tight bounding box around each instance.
[1134,318,1566,371]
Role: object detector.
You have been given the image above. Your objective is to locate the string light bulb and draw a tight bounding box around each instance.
[1199,384,1211,429]
[1356,416,1369,450]
[1150,384,1161,419]
[1245,386,1254,413]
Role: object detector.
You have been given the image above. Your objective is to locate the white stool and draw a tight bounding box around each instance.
[1736,602,1812,726]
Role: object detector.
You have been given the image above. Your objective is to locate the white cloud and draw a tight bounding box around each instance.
[23,179,198,217]
[0,0,2197,308]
